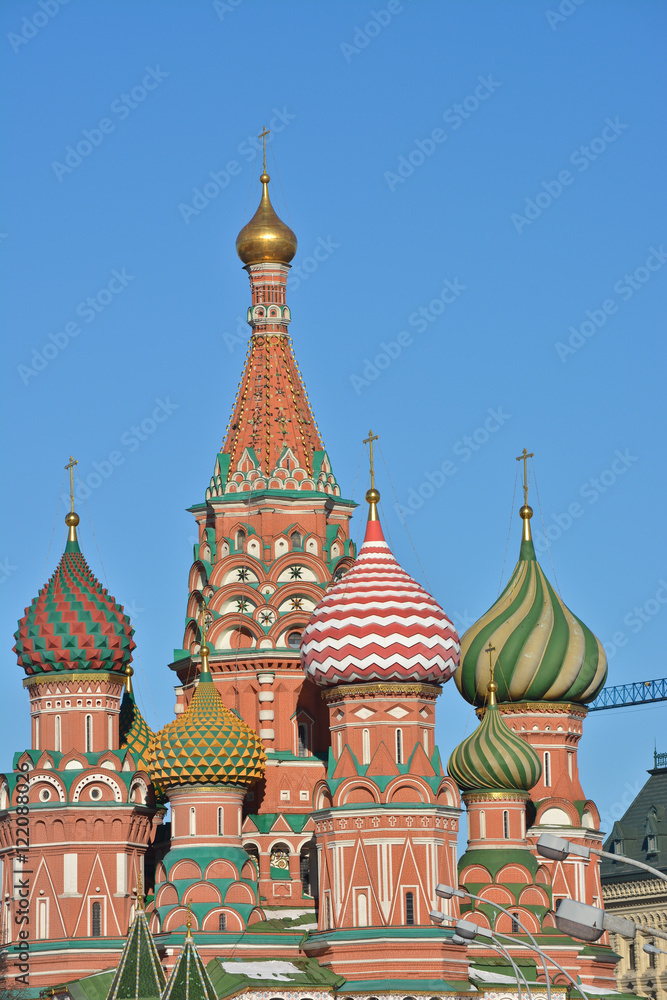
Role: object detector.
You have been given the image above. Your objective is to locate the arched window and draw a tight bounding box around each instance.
[219,913,227,931]
[543,751,551,787]
[85,715,93,753]
[362,729,370,765]
[91,901,101,937]
[290,531,302,549]
[423,729,429,756]
[34,717,40,751]
[503,810,510,839]
[479,810,486,839]
[405,891,415,925]
[300,844,312,897]
[511,911,520,933]
[325,895,332,929]
[235,529,245,551]
[357,892,368,926]
[217,807,224,836]
[108,715,113,749]
[395,729,403,765]
[54,716,61,753]
[567,751,574,778]
[336,732,342,757]
[189,807,196,837]
[37,899,47,940]
[628,943,636,970]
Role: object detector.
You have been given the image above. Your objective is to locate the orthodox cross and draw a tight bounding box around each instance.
[258,126,270,173]
[137,871,144,909]
[199,599,211,642]
[485,641,496,683]
[515,448,534,506]
[186,898,193,935]
[363,429,379,489]
[64,456,78,512]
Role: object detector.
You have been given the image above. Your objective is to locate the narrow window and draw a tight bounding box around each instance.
[396,729,403,765]
[85,715,93,753]
[54,716,61,753]
[297,723,308,758]
[479,810,486,839]
[503,810,510,839]
[357,893,368,927]
[189,806,196,837]
[629,943,636,970]
[34,717,40,751]
[648,941,656,969]
[219,913,227,931]
[567,751,574,778]
[108,715,113,749]
[336,731,342,757]
[543,751,551,787]
[217,807,224,836]
[405,891,415,925]
[38,899,47,940]
[235,529,245,551]
[362,729,370,765]
[325,895,332,929]
[511,911,520,933]
[423,729,429,755]
[291,531,302,549]
[91,901,101,937]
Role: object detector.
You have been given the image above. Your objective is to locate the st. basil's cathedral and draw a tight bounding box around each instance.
[1,157,619,1000]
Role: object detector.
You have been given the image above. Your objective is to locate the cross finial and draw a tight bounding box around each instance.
[199,598,209,644]
[136,871,144,910]
[64,456,78,513]
[258,126,270,174]
[363,430,379,490]
[186,897,193,936]
[485,642,496,680]
[515,448,534,507]
[484,641,498,706]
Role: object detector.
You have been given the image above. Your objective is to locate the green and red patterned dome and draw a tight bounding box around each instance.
[448,678,542,793]
[148,645,266,789]
[455,505,607,707]
[13,512,135,677]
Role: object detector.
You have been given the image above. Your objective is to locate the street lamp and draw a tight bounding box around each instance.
[555,898,667,944]
[436,883,551,1000]
[431,913,533,1000]
[536,834,667,883]
[644,943,667,958]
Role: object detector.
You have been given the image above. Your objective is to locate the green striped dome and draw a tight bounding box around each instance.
[455,525,607,707]
[448,686,541,792]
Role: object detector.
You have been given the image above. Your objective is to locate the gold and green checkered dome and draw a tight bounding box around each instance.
[448,678,541,793]
[148,647,266,789]
[119,668,154,771]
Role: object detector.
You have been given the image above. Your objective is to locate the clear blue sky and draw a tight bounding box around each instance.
[1,0,665,836]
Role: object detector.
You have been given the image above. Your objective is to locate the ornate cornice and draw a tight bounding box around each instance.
[322,681,441,702]
[23,672,123,689]
[463,789,531,804]
[476,701,588,720]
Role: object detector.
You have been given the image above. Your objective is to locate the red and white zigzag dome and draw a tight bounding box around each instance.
[301,488,460,687]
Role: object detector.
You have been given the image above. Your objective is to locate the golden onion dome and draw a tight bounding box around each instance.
[147,646,266,789]
[236,172,297,265]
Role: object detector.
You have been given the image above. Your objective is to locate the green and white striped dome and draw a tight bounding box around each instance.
[455,509,607,707]
[448,682,541,793]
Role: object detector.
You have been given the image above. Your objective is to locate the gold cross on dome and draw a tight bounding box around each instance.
[64,456,78,512]
[515,448,534,506]
[258,126,270,172]
[363,430,379,489]
[484,642,496,681]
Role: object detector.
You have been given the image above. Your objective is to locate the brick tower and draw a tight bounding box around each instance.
[171,161,356,909]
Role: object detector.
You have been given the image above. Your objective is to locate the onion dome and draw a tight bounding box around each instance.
[301,486,460,687]
[236,172,297,265]
[13,511,135,677]
[148,645,266,788]
[119,667,154,770]
[448,676,542,793]
[455,500,607,707]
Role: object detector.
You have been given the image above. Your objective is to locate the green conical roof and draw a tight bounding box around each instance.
[162,933,217,1000]
[448,684,542,793]
[106,906,165,1000]
[119,680,154,771]
[455,511,607,707]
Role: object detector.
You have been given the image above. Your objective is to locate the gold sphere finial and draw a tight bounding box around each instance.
[520,504,533,520]
[366,487,380,505]
[65,511,79,527]
[519,503,533,543]
[260,172,270,184]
